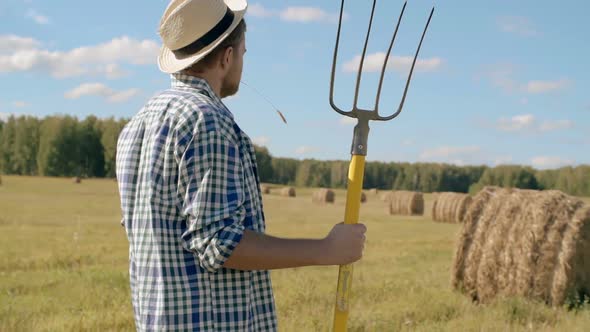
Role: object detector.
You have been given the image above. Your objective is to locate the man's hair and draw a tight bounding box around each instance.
[185,19,247,73]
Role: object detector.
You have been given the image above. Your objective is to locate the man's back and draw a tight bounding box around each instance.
[116,74,277,331]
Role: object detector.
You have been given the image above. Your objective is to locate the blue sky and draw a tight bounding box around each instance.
[1,0,589,169]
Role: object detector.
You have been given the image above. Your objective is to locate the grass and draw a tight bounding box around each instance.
[1,176,589,331]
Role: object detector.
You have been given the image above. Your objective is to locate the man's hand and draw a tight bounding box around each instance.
[320,222,367,265]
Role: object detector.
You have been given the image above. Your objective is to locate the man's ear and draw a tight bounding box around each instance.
[220,46,234,70]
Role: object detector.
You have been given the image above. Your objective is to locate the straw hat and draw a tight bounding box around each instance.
[157,0,248,74]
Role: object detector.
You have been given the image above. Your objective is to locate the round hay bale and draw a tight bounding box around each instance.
[380,192,393,202]
[451,186,590,306]
[360,192,367,203]
[386,191,424,216]
[281,187,296,197]
[431,192,472,223]
[261,184,271,194]
[73,176,82,184]
[312,188,335,204]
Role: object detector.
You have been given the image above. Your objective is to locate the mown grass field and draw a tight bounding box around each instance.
[1,176,589,331]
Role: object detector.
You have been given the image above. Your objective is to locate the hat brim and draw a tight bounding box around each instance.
[158,0,247,74]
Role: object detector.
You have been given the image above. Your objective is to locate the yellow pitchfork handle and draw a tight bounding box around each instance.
[333,154,366,331]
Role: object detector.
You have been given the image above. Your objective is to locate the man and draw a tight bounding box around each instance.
[116,0,366,330]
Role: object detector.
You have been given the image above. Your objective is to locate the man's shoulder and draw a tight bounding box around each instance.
[152,88,239,147]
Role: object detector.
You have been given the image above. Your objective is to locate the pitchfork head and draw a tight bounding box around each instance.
[330,0,434,122]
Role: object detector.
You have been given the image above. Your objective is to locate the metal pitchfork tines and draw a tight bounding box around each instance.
[329,1,434,331]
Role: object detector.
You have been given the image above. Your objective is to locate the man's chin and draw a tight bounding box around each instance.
[221,87,239,99]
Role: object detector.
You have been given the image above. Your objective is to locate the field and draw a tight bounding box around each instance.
[1,176,590,331]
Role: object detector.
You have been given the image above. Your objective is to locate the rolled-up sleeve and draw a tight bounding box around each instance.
[176,128,246,273]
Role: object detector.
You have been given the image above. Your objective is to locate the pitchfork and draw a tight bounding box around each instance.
[329,1,434,330]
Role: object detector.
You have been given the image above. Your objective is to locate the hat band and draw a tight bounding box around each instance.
[173,7,235,58]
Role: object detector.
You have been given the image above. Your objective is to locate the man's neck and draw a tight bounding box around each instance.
[183,69,222,98]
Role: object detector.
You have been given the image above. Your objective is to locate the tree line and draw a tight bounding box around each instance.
[1,115,589,197]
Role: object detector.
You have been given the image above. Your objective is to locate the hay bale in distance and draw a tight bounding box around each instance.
[73,176,81,184]
[281,187,296,197]
[431,192,472,223]
[451,186,590,306]
[380,192,393,202]
[261,184,271,194]
[360,192,367,203]
[312,188,335,204]
[386,191,424,216]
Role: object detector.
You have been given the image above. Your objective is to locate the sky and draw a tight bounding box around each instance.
[1,0,589,169]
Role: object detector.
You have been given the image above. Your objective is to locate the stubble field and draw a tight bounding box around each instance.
[1,176,589,331]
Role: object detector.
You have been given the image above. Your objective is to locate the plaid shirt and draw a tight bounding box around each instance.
[116,74,278,331]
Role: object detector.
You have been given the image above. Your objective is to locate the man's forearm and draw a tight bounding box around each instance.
[222,229,327,270]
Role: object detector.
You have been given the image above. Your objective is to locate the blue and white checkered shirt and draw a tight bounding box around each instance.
[116,74,278,331]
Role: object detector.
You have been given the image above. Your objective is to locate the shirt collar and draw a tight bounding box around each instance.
[170,73,234,119]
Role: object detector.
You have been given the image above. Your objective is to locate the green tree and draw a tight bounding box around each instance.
[253,144,273,182]
[0,116,16,174]
[271,158,299,185]
[470,165,538,194]
[12,116,41,175]
[99,117,128,177]
[78,116,105,177]
[37,116,81,176]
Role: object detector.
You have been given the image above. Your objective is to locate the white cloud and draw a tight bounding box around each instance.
[296,146,321,155]
[496,114,574,133]
[252,136,270,147]
[343,52,442,73]
[101,63,128,79]
[478,63,518,93]
[0,35,159,78]
[26,9,49,25]
[12,101,29,108]
[496,114,535,131]
[248,3,342,23]
[64,83,140,103]
[420,146,481,160]
[249,3,274,18]
[493,156,513,166]
[479,64,571,95]
[280,7,336,23]
[497,16,538,37]
[339,116,356,125]
[526,79,571,94]
[419,146,516,167]
[0,35,40,53]
[107,89,141,103]
[538,119,573,132]
[531,156,574,169]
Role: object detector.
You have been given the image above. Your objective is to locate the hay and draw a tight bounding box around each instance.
[280,187,296,197]
[312,188,335,204]
[451,186,590,306]
[261,184,271,194]
[361,192,367,203]
[73,176,81,184]
[431,192,472,223]
[386,191,424,216]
